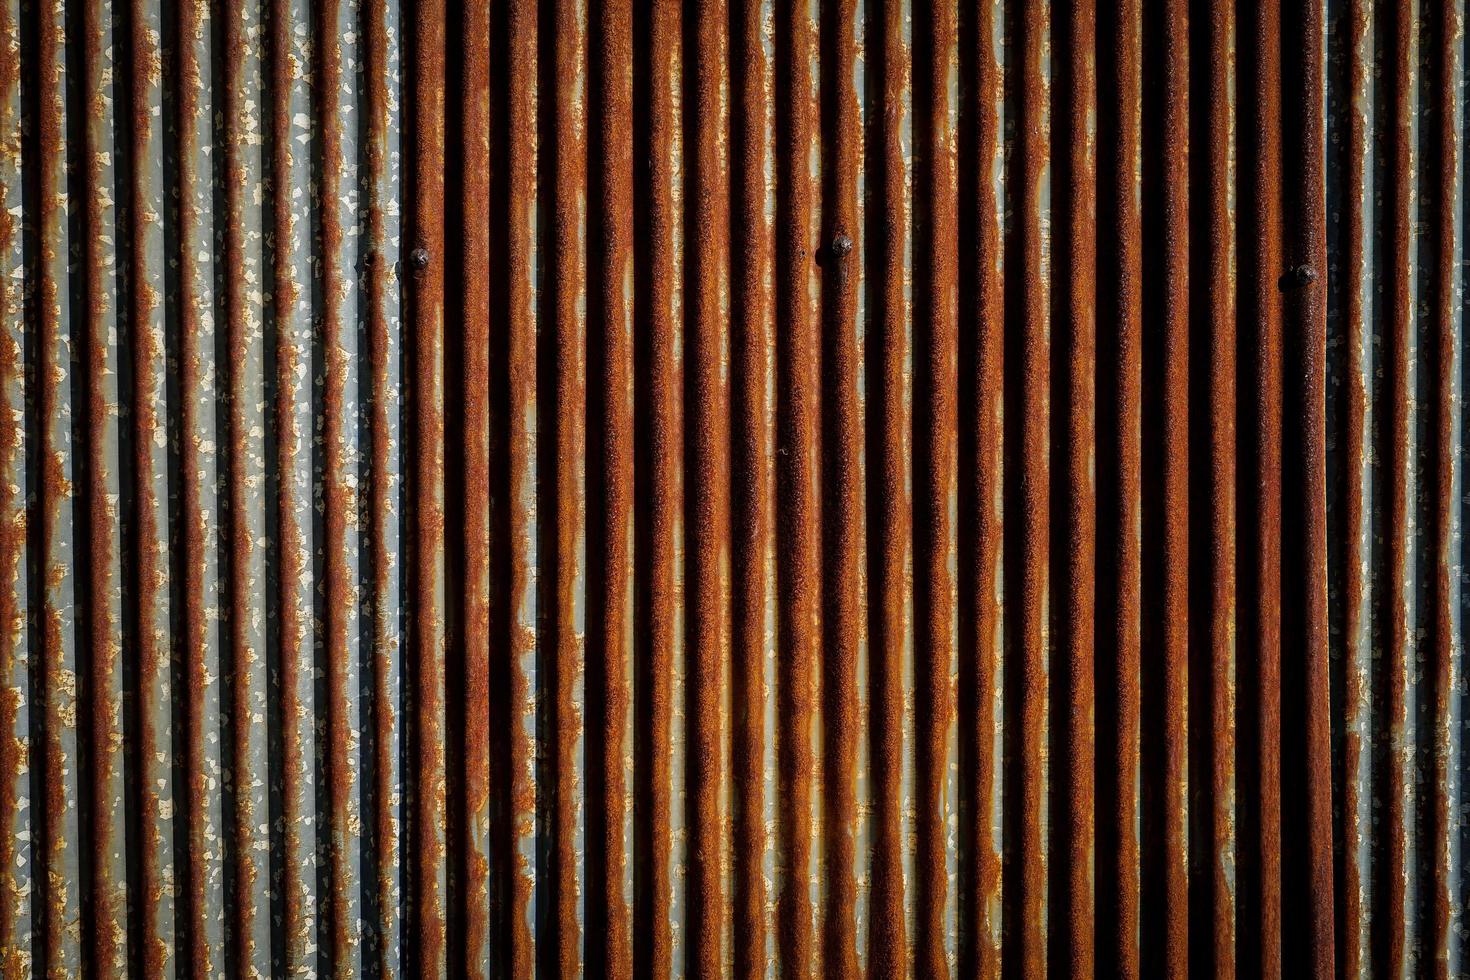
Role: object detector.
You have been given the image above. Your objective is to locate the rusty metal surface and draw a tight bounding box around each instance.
[0,0,1464,976]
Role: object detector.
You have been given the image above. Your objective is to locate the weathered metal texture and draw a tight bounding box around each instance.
[0,0,1466,977]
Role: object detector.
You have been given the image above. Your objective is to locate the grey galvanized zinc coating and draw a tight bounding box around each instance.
[0,0,1463,977]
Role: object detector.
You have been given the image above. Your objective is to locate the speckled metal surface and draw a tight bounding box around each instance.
[0,0,1464,976]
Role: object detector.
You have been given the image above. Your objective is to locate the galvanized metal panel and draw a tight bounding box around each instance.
[0,0,1462,976]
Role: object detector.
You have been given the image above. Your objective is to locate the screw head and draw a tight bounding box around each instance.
[410,247,431,271]
[831,232,853,259]
[1278,263,1317,291]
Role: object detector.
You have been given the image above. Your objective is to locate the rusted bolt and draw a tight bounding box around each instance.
[1278,263,1316,291]
[410,247,431,271]
[831,232,853,259]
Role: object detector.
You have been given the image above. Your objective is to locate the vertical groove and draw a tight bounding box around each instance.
[819,0,862,973]
[1095,0,1142,974]
[865,0,911,972]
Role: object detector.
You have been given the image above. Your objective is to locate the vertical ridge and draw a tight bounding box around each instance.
[1282,0,1337,974]
[361,0,404,972]
[957,0,1006,975]
[864,0,912,972]
[819,0,863,973]
[686,0,732,973]
[729,0,777,972]
[587,0,635,970]
[1052,0,1097,972]
[219,0,272,973]
[775,0,823,972]
[1240,0,1285,977]
[407,0,448,968]
[457,0,492,973]
[913,0,959,973]
[79,0,128,970]
[632,1,679,974]
[0,0,27,966]
[1002,0,1051,973]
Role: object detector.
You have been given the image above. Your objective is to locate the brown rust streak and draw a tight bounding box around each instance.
[914,0,957,975]
[129,0,170,972]
[866,0,909,971]
[1280,0,1334,975]
[687,0,732,974]
[1005,0,1050,973]
[410,0,449,970]
[459,0,493,972]
[505,0,538,972]
[1054,0,1097,973]
[548,0,587,971]
[819,0,860,973]
[1238,0,1283,976]
[1427,2,1458,974]
[632,2,679,975]
[316,0,356,970]
[1096,0,1142,973]
[0,0,21,964]
[80,0,126,970]
[1331,0,1367,972]
[173,2,215,972]
[35,0,69,970]
[172,1,213,972]
[958,0,1003,973]
[589,0,634,972]
[1376,0,1412,975]
[362,0,398,969]
[730,0,775,970]
[221,3,262,971]
[268,0,312,967]
[775,0,821,972]
[1158,1,1190,974]
[1192,0,1236,974]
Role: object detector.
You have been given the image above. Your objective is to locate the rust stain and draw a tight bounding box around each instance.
[410,0,449,971]
[687,0,733,975]
[0,1,1464,975]
[730,0,776,974]
[587,0,635,973]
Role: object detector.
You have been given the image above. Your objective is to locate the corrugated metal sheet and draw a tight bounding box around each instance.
[0,0,1464,976]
